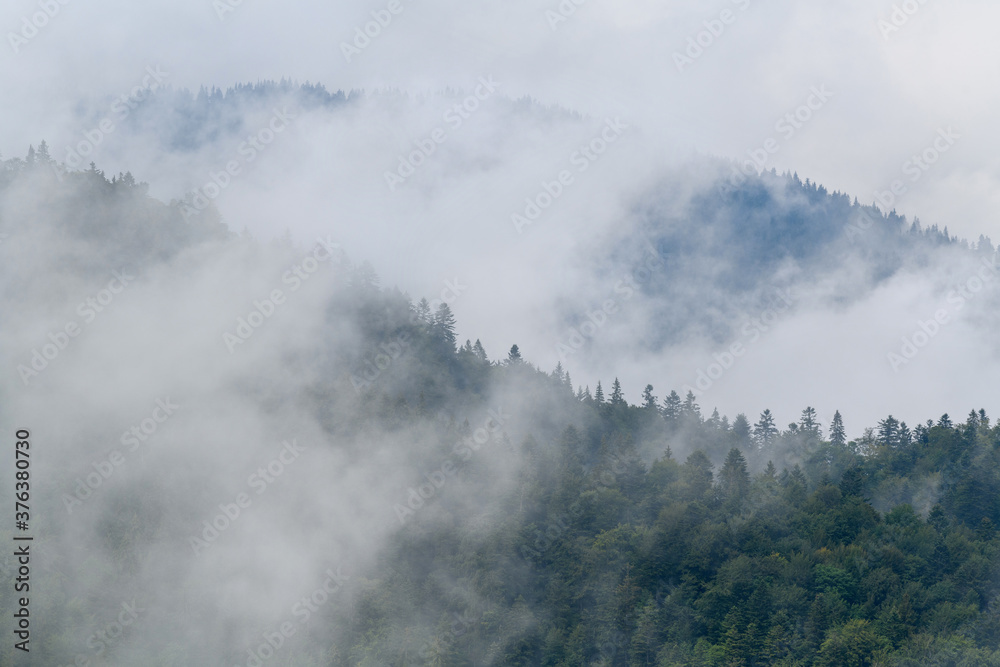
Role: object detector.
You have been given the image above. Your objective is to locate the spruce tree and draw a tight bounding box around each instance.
[682,391,702,422]
[433,303,457,349]
[754,409,779,447]
[662,391,682,422]
[799,407,821,438]
[829,411,846,447]
[610,378,625,406]
[415,298,432,324]
[507,344,522,364]
[732,414,752,446]
[683,450,714,500]
[719,448,750,506]
[552,362,565,383]
[877,415,901,448]
[642,385,657,410]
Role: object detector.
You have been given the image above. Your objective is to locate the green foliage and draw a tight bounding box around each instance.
[324,291,1000,664]
[10,156,1000,665]
[329,306,1000,665]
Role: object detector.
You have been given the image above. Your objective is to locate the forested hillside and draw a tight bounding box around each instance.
[309,262,1000,667]
[2,147,999,666]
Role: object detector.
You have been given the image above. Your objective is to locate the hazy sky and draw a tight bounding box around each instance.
[2,0,999,241]
[3,0,998,431]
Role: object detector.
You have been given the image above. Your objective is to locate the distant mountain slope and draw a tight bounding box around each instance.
[587,163,994,348]
[3,144,1000,667]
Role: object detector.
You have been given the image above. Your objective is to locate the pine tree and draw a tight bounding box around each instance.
[594,381,604,404]
[433,303,457,349]
[839,467,864,497]
[966,409,981,436]
[610,378,625,406]
[719,448,750,506]
[829,411,846,447]
[415,298,432,324]
[732,414,752,446]
[683,450,714,500]
[754,409,779,447]
[662,391,682,422]
[552,362,565,383]
[352,260,380,291]
[682,391,702,422]
[877,415,901,448]
[642,384,657,410]
[507,344,522,364]
[472,339,488,363]
[899,421,912,448]
[799,407,822,438]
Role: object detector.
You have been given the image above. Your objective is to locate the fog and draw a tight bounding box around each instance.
[2,0,999,664]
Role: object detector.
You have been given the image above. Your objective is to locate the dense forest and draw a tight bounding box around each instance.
[315,273,1000,667]
[2,146,999,666]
